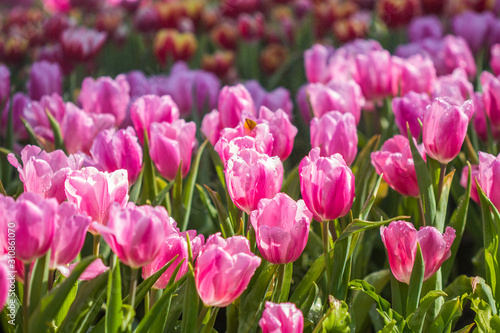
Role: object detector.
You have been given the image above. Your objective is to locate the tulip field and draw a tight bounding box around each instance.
[3,0,500,332]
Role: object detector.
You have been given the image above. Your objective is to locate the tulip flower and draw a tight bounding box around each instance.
[422,97,473,164]
[218,84,256,129]
[0,256,8,310]
[380,221,456,284]
[201,109,222,146]
[143,229,205,289]
[250,193,312,264]
[408,16,443,43]
[130,95,180,144]
[60,27,107,63]
[8,145,84,203]
[50,202,91,268]
[432,69,474,106]
[11,193,58,263]
[396,54,436,96]
[0,65,9,115]
[149,119,197,181]
[92,203,170,268]
[477,152,500,211]
[90,127,143,184]
[22,93,66,143]
[371,135,425,198]
[299,148,355,222]
[310,111,358,166]
[460,165,479,203]
[194,233,261,307]
[259,302,304,333]
[376,0,420,28]
[258,107,297,161]
[491,44,500,77]
[59,258,109,281]
[392,92,431,138]
[225,148,283,214]
[27,61,62,101]
[244,80,293,119]
[429,35,476,80]
[65,167,129,234]
[452,10,494,54]
[304,44,330,84]
[354,50,396,102]
[79,75,130,127]
[481,71,500,128]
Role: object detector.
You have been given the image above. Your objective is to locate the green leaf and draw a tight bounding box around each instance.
[129,168,144,204]
[435,170,455,233]
[453,323,475,333]
[20,117,43,147]
[181,264,198,333]
[238,263,278,333]
[54,278,77,327]
[337,216,410,242]
[172,162,185,224]
[195,184,218,222]
[181,140,208,231]
[140,132,158,205]
[407,290,447,333]
[164,284,186,333]
[45,108,67,153]
[407,243,425,316]
[152,180,175,207]
[427,297,463,333]
[29,253,50,313]
[204,185,234,237]
[29,257,95,330]
[467,296,499,333]
[359,173,383,220]
[312,297,351,333]
[331,236,352,301]
[300,282,319,317]
[106,256,122,333]
[281,168,300,200]
[407,124,436,227]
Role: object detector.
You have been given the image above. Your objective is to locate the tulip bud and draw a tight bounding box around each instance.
[491,44,500,76]
[201,109,222,146]
[354,50,396,102]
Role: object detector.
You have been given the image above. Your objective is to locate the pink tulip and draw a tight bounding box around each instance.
[60,27,107,63]
[299,148,355,222]
[396,54,436,96]
[8,145,84,203]
[79,75,130,127]
[201,109,222,146]
[258,107,297,161]
[218,84,256,129]
[259,302,304,333]
[11,193,58,263]
[0,256,8,310]
[380,221,456,284]
[478,152,500,211]
[310,111,358,166]
[22,93,66,142]
[65,167,129,234]
[42,0,71,13]
[432,69,474,106]
[460,164,479,203]
[59,258,109,280]
[90,127,143,184]
[149,119,197,181]
[354,50,396,102]
[250,193,312,264]
[244,80,293,119]
[225,148,283,214]
[491,44,500,76]
[481,71,500,128]
[296,85,312,124]
[305,44,330,84]
[408,16,443,43]
[27,61,62,101]
[143,229,205,289]
[194,233,261,307]
[3,93,29,140]
[422,97,473,164]
[452,10,494,54]
[392,92,431,138]
[126,71,152,99]
[61,102,115,155]
[50,202,91,268]
[371,135,425,197]
[92,203,171,268]
[429,35,476,80]
[130,95,180,144]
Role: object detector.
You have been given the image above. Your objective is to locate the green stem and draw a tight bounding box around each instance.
[437,163,447,203]
[200,307,220,333]
[272,264,286,303]
[129,268,138,308]
[197,305,210,329]
[93,235,101,257]
[144,291,150,315]
[322,220,331,300]
[150,288,158,310]
[48,269,55,291]
[23,263,31,333]
[417,197,425,227]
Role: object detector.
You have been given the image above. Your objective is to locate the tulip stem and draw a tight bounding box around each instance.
[197,305,210,328]
[272,264,286,303]
[322,220,331,300]
[150,288,158,310]
[128,268,138,308]
[144,291,150,315]
[417,197,425,227]
[93,235,101,256]
[200,307,220,333]
[23,263,31,333]
[48,269,55,291]
[437,163,447,203]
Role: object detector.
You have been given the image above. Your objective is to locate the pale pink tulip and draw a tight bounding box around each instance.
[258,107,297,161]
[201,109,222,146]
[304,44,330,84]
[259,302,304,333]
[218,84,256,129]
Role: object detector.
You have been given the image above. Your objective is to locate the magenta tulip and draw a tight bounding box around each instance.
[259,302,304,333]
[432,68,474,106]
[90,127,143,184]
[396,54,436,96]
[310,111,358,166]
[50,202,91,268]
[481,71,500,128]
[218,84,256,129]
[65,167,129,234]
[149,119,197,181]
[258,107,297,161]
[408,16,443,43]
[430,35,476,79]
[244,80,293,119]
[130,95,180,144]
[194,233,261,307]
[422,98,473,164]
[299,148,355,222]
[460,164,479,203]
[0,256,8,310]
[250,193,312,264]
[380,221,456,284]
[452,10,494,54]
[225,148,283,214]
[371,135,425,197]
[8,145,84,203]
[201,109,222,146]
[477,152,500,211]
[0,65,9,115]
[92,203,171,268]
[392,92,431,138]
[11,193,58,263]
[79,74,130,127]
[304,44,330,84]
[491,44,500,76]
[22,93,65,142]
[354,50,396,102]
[59,258,109,280]
[60,27,107,63]
[27,61,62,101]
